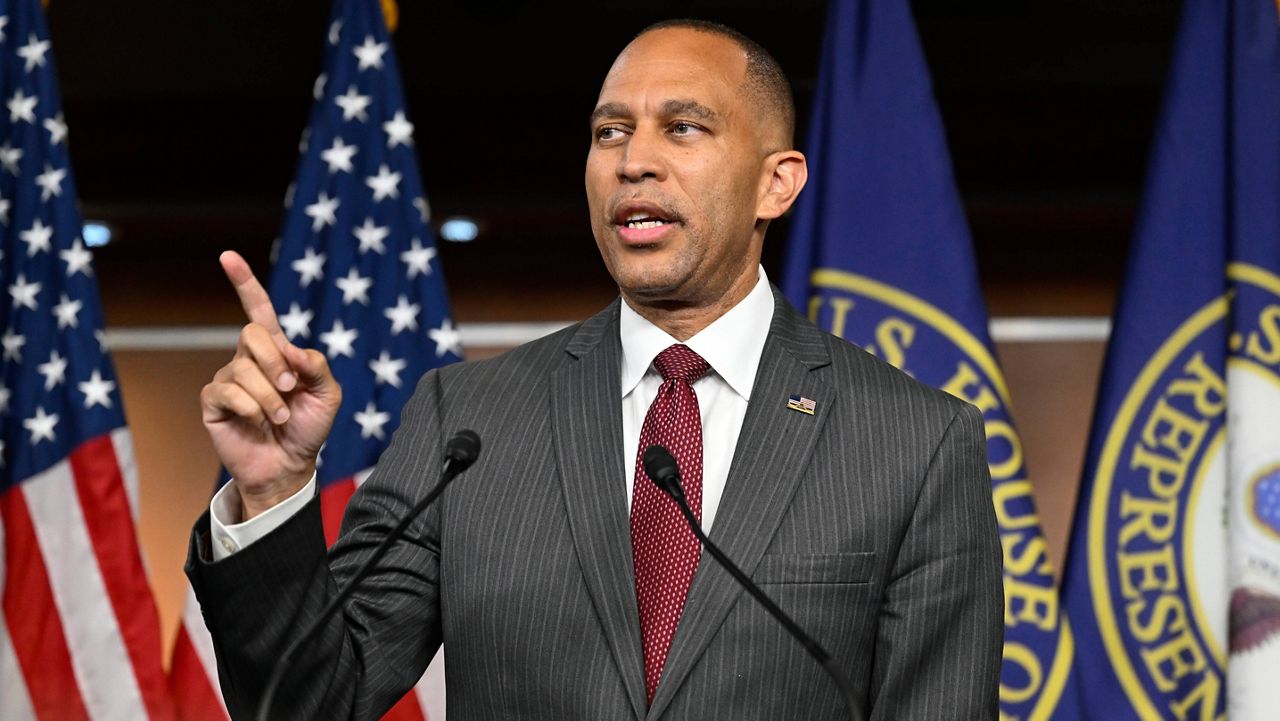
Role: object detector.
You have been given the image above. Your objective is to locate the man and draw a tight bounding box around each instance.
[190,19,1003,720]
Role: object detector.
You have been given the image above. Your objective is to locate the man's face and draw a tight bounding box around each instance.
[585,28,773,309]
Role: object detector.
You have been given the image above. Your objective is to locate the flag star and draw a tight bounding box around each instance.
[0,142,21,176]
[279,302,314,339]
[291,247,327,287]
[335,267,373,305]
[95,329,108,352]
[43,112,67,145]
[0,195,9,225]
[9,274,41,310]
[384,295,420,335]
[304,192,340,231]
[369,350,407,388]
[37,349,68,390]
[53,293,82,329]
[0,144,20,178]
[7,88,37,124]
[313,73,327,101]
[428,318,463,358]
[353,35,388,71]
[35,163,66,201]
[2,329,24,362]
[17,33,49,72]
[283,183,295,210]
[353,217,389,254]
[400,238,437,278]
[383,111,414,148]
[298,126,311,154]
[20,218,52,256]
[353,401,390,440]
[78,369,116,409]
[0,383,9,414]
[413,196,431,223]
[320,137,358,174]
[0,16,8,43]
[366,164,401,202]
[328,19,343,45]
[319,319,358,358]
[60,238,93,276]
[335,86,372,122]
[23,406,58,444]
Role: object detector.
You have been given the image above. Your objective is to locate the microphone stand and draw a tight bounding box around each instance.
[255,430,480,721]
[644,445,862,721]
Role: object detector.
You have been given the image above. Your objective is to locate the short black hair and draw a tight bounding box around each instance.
[638,19,796,147]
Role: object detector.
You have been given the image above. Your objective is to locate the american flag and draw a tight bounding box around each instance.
[168,1,460,719]
[0,0,176,719]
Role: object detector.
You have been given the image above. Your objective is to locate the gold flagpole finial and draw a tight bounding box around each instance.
[381,0,399,33]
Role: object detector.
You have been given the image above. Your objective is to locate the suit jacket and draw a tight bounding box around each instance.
[187,289,1003,720]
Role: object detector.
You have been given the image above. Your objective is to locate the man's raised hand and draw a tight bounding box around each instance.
[200,251,342,520]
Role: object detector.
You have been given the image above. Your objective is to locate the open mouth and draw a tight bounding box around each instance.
[623,213,670,230]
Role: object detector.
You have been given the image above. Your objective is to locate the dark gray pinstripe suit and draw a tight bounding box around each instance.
[187,288,1003,720]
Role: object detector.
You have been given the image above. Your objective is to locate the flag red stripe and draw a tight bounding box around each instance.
[383,691,428,721]
[0,487,91,721]
[169,625,229,721]
[320,478,357,547]
[68,436,175,720]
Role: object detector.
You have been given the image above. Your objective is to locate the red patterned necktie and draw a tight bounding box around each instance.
[631,343,710,704]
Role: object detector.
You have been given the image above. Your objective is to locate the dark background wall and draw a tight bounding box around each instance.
[49,0,1179,325]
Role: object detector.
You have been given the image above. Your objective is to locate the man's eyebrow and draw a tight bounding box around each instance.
[660,99,717,123]
[589,102,631,126]
[588,99,719,127]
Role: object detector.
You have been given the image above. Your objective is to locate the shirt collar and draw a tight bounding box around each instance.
[619,266,774,401]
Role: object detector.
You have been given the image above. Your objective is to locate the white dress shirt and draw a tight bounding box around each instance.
[210,267,774,559]
[618,267,773,533]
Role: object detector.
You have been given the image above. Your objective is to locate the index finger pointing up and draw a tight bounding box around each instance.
[220,250,287,349]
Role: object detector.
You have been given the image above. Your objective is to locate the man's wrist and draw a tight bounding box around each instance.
[239,467,316,521]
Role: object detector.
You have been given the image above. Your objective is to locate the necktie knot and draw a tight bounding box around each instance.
[653,344,710,383]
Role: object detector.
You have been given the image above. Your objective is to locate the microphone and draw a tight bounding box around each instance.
[642,445,862,721]
[255,429,482,721]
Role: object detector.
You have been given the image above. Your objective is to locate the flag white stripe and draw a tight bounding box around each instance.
[0,614,38,721]
[23,464,148,721]
[415,649,446,721]
[181,584,229,714]
[109,428,141,522]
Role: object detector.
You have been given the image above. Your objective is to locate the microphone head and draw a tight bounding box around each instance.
[642,445,683,499]
[445,429,482,471]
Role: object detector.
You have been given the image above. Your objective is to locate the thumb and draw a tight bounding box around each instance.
[284,343,337,393]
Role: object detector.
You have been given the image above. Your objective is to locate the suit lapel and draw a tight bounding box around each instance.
[647,292,834,719]
[549,301,647,721]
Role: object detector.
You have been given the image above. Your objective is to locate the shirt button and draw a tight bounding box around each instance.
[219,536,238,554]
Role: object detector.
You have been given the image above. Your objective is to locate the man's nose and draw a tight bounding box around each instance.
[617,128,666,183]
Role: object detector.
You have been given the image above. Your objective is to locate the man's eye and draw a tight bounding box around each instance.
[596,126,624,142]
[671,122,700,135]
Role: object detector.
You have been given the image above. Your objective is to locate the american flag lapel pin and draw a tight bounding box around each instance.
[786,394,817,415]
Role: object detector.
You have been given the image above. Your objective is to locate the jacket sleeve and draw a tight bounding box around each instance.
[868,401,1004,720]
[185,368,449,721]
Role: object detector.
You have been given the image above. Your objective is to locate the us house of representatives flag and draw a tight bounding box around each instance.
[1058,0,1280,718]
[0,0,176,718]
[168,1,461,719]
[780,0,1077,717]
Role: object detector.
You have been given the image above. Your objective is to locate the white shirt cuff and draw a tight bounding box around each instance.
[209,474,318,561]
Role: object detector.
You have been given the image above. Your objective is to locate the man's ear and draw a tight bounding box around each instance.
[756,150,808,221]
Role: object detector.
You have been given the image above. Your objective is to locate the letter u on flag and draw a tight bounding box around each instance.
[1058,0,1280,719]
[781,0,1077,717]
